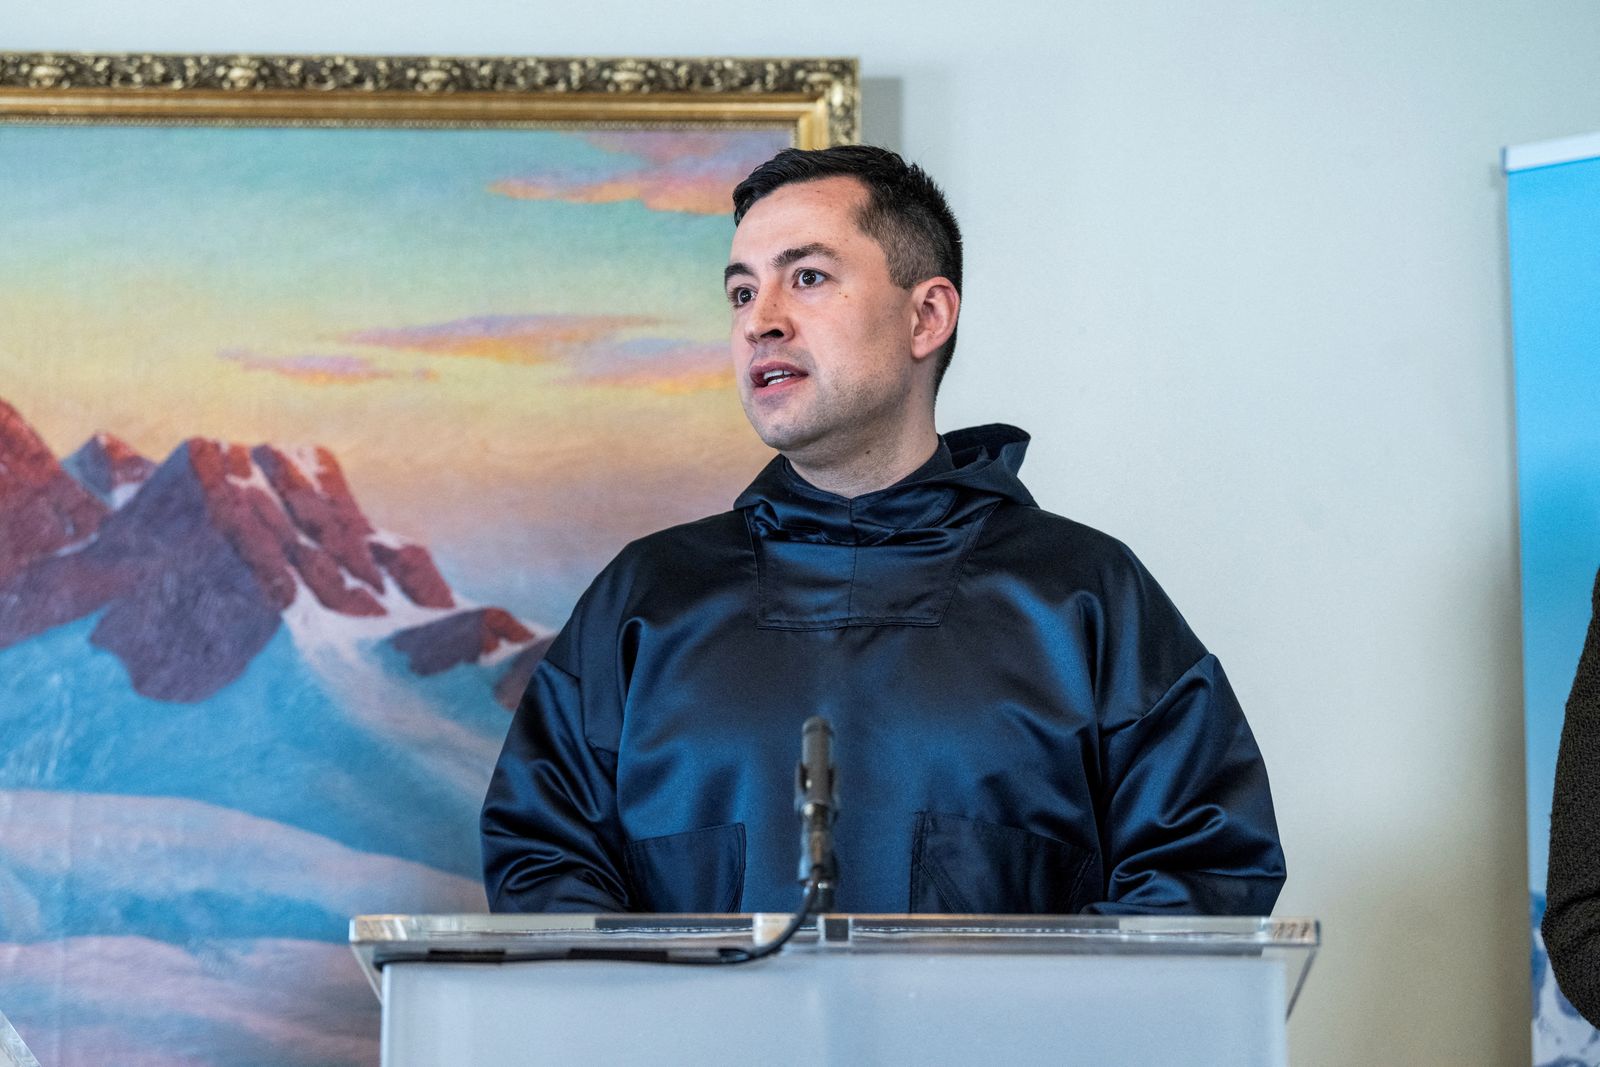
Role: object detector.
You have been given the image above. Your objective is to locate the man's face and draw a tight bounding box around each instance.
[725,176,922,465]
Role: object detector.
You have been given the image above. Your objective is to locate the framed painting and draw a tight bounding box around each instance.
[0,52,857,1066]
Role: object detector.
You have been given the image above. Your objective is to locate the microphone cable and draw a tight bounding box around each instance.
[563,878,822,966]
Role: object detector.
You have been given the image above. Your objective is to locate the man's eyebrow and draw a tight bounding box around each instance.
[724,243,843,287]
[771,243,840,270]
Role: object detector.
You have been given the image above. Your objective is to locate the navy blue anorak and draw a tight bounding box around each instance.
[482,424,1285,915]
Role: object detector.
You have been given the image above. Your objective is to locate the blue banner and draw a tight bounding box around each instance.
[1509,140,1600,1065]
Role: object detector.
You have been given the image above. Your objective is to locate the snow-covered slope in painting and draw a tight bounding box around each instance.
[0,592,510,877]
[1,937,376,1067]
[0,789,484,944]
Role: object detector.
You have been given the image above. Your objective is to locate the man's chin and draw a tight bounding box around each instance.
[745,417,820,456]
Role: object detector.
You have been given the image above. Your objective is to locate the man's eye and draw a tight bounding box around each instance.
[796,269,825,287]
[729,286,754,306]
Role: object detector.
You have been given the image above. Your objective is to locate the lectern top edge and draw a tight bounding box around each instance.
[349,912,1320,1018]
[351,912,1320,950]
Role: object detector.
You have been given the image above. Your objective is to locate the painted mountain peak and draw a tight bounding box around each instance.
[0,397,109,584]
[391,607,534,677]
[0,399,546,704]
[63,430,157,507]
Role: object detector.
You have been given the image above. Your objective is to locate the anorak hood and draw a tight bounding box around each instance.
[732,425,1036,628]
[733,424,1036,545]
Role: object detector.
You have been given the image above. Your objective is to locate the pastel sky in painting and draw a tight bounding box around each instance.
[0,124,790,625]
[491,131,783,214]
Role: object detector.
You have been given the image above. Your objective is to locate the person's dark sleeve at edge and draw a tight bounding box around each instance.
[482,592,633,913]
[1544,565,1600,1024]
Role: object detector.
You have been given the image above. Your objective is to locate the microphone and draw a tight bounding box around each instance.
[795,716,839,911]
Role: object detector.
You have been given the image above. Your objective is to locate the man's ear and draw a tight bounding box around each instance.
[909,277,959,362]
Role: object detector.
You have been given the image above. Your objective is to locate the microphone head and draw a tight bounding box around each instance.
[797,716,837,810]
[796,716,839,899]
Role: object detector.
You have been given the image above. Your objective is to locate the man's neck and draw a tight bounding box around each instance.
[787,426,941,499]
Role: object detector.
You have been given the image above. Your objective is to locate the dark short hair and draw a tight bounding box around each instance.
[732,145,963,392]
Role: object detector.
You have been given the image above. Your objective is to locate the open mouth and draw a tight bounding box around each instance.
[750,363,807,389]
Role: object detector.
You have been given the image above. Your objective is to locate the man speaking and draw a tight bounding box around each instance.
[481,146,1285,916]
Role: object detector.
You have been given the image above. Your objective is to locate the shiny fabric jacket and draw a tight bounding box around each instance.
[482,425,1286,915]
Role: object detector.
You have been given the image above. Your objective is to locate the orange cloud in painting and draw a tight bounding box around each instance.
[341,315,731,395]
[488,131,787,216]
[490,175,732,216]
[218,349,436,386]
[344,315,653,366]
[571,340,731,395]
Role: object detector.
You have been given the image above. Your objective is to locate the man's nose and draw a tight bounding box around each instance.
[743,287,792,346]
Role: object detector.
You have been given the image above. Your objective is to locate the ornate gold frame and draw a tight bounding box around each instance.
[0,53,859,146]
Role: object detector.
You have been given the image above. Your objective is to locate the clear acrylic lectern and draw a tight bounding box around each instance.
[351,913,1319,1067]
[0,1009,39,1067]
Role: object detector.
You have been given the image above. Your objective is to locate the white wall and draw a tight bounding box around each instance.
[12,2,1600,1062]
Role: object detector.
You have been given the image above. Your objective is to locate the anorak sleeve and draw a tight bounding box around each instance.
[1086,652,1286,915]
[1079,545,1285,915]
[481,591,631,913]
